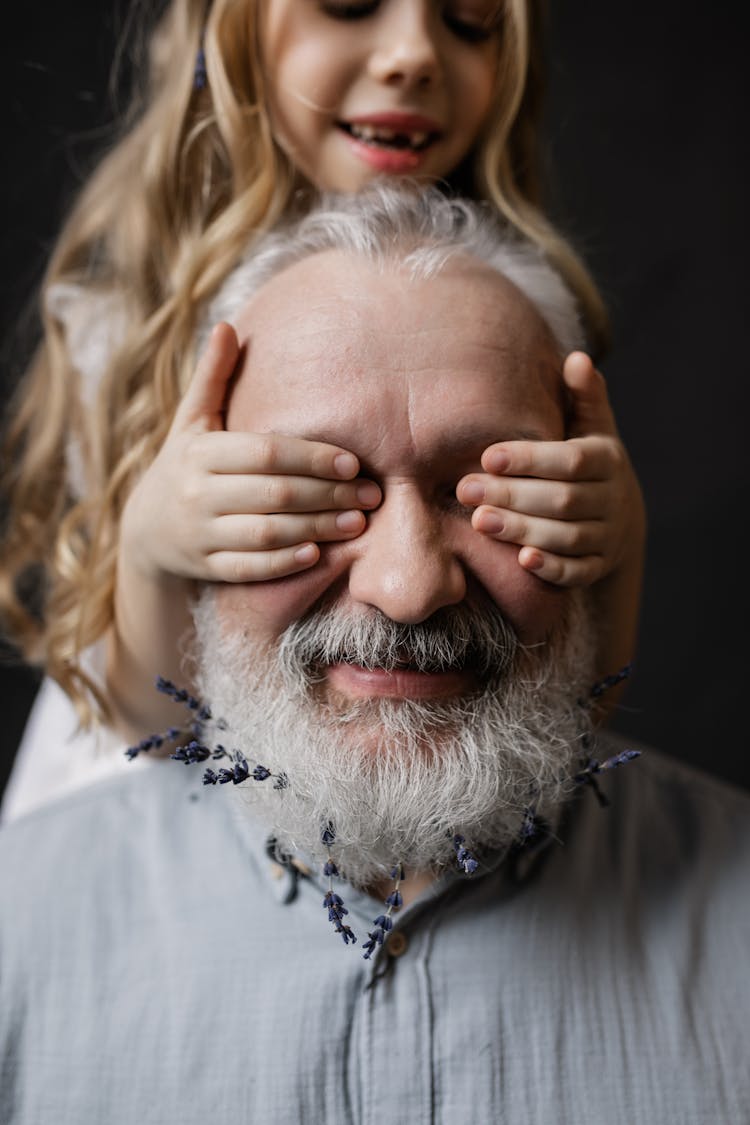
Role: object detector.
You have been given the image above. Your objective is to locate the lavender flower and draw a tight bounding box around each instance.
[519,806,541,841]
[170,740,211,765]
[589,662,633,699]
[155,676,212,721]
[453,834,479,875]
[125,726,181,760]
[323,890,357,945]
[322,846,357,945]
[363,865,405,959]
[574,748,642,806]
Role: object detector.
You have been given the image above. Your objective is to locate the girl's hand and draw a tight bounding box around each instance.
[455,352,645,587]
[121,322,381,584]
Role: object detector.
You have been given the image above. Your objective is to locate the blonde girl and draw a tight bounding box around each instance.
[0,0,644,813]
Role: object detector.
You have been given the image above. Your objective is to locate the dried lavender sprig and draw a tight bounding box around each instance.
[452,833,479,875]
[202,751,279,787]
[155,676,213,721]
[321,832,357,945]
[125,726,182,760]
[575,749,642,779]
[170,740,212,765]
[574,748,642,807]
[363,863,405,959]
[519,805,541,842]
[589,662,633,700]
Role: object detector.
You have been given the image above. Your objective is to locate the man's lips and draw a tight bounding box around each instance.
[325,661,474,700]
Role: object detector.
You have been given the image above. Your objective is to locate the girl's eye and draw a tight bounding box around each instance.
[443,4,502,44]
[320,0,379,19]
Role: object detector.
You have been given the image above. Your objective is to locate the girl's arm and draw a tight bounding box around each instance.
[457,352,646,722]
[107,323,380,741]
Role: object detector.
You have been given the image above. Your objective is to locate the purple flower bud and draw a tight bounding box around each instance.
[232,757,249,784]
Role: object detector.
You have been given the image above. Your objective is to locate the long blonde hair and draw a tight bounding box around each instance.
[0,0,607,722]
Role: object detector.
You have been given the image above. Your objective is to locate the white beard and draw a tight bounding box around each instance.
[191,590,596,890]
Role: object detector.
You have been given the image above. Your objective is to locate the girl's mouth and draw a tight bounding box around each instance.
[338,121,439,153]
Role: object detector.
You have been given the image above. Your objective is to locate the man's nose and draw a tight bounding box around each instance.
[347,485,466,623]
[368,0,442,89]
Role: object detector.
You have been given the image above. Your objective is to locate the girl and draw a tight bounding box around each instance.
[0,0,644,815]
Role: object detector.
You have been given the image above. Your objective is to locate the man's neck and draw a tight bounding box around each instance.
[366,868,436,909]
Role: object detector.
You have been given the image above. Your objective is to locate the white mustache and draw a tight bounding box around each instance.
[277,601,518,682]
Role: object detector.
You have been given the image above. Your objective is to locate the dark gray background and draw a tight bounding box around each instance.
[1,2,748,800]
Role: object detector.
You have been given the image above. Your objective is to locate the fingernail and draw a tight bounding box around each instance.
[485,451,509,473]
[334,452,358,478]
[478,512,504,535]
[522,549,544,571]
[294,544,318,563]
[356,482,381,506]
[460,482,485,504]
[336,510,364,532]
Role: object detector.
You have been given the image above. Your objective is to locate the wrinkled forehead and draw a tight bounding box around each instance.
[226,250,565,455]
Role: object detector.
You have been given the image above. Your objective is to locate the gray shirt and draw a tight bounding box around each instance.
[1,737,748,1124]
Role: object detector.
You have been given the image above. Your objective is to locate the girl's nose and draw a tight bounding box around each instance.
[347,485,466,623]
[368,1,442,89]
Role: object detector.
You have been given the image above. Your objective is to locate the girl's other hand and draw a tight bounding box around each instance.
[455,352,646,587]
[120,322,381,584]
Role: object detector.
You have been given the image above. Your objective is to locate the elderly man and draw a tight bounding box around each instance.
[0,191,747,1124]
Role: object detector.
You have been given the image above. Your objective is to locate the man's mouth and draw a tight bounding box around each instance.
[338,121,438,153]
[324,660,476,701]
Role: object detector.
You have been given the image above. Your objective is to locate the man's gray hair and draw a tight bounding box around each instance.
[201,186,586,357]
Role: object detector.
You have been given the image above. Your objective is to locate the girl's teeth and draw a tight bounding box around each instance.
[348,123,430,150]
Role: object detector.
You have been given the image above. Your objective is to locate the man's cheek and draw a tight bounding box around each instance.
[212,543,353,637]
[459,533,567,645]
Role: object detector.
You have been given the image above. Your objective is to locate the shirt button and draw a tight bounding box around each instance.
[387,930,409,958]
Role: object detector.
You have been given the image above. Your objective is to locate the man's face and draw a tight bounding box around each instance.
[197,249,592,885]
[221,249,567,694]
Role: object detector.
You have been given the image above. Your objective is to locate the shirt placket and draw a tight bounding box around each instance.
[355,921,436,1125]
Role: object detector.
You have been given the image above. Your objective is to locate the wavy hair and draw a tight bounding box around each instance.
[0,0,607,722]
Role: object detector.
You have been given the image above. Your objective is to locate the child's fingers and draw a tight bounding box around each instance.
[206,509,367,552]
[472,506,606,557]
[458,474,608,521]
[516,546,606,588]
[203,472,381,515]
[205,544,322,583]
[194,430,363,483]
[477,438,617,483]
[563,351,618,439]
[174,322,242,431]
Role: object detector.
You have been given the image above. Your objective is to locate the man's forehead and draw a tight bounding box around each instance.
[228,250,565,452]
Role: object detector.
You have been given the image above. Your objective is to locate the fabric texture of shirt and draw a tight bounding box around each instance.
[0,735,748,1125]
